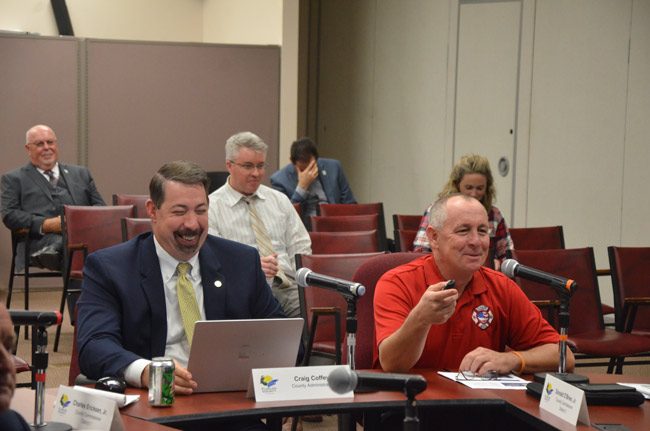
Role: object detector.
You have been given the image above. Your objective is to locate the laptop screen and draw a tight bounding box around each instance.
[187,318,304,392]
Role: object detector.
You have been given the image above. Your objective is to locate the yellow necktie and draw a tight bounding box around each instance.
[244,197,289,287]
[176,262,201,344]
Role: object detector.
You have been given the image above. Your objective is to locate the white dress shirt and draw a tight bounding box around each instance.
[123,236,205,387]
[207,180,311,317]
[36,162,60,182]
[207,181,311,278]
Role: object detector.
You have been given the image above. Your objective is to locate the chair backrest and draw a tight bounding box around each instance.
[296,252,385,346]
[121,217,153,242]
[292,203,303,217]
[310,214,379,232]
[319,203,387,250]
[392,214,422,231]
[63,205,135,274]
[309,230,380,254]
[112,194,148,218]
[394,229,417,252]
[514,247,604,334]
[350,252,427,369]
[509,226,565,250]
[206,171,229,193]
[608,246,650,333]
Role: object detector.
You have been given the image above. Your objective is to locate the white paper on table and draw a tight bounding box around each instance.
[73,385,140,408]
[437,371,529,389]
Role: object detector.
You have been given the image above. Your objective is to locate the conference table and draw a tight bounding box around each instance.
[12,371,650,430]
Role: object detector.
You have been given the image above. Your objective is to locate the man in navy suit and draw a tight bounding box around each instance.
[76,161,284,404]
[1,124,105,270]
[270,137,356,221]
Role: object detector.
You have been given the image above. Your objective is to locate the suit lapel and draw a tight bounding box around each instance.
[138,235,168,357]
[24,164,53,202]
[58,164,81,204]
[199,243,226,319]
[317,160,336,203]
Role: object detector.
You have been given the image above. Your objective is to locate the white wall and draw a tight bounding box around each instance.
[0,0,204,42]
[203,0,282,45]
[316,0,650,308]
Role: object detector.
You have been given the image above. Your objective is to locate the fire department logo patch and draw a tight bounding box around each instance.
[472,305,493,330]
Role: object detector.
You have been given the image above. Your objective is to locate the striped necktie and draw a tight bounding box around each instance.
[176,262,201,344]
[243,197,289,286]
[44,170,58,187]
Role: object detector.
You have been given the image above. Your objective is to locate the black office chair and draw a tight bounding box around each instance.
[6,229,63,341]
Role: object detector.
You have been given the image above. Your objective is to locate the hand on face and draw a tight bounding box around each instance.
[412,281,458,326]
[296,158,318,190]
[0,306,16,412]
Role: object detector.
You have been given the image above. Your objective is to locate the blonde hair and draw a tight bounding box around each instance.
[438,154,496,212]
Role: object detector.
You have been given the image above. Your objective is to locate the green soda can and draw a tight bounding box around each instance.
[148,357,175,406]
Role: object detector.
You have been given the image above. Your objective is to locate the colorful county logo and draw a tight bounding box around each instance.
[260,375,279,388]
[259,375,279,394]
[59,393,72,408]
[543,382,554,401]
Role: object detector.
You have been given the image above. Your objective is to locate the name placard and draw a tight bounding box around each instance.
[51,386,124,431]
[249,365,354,402]
[539,374,590,426]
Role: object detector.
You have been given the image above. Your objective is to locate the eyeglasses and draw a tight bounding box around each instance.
[28,139,57,148]
[456,370,498,381]
[229,161,267,172]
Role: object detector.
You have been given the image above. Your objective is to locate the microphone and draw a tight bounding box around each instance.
[501,259,576,296]
[9,310,62,327]
[328,367,427,396]
[295,267,366,298]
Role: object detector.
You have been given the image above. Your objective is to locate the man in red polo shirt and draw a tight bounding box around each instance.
[374,194,573,375]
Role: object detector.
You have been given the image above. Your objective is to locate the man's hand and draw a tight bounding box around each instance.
[411,281,458,326]
[458,347,521,376]
[42,216,62,234]
[296,159,319,190]
[260,254,279,279]
[141,360,198,395]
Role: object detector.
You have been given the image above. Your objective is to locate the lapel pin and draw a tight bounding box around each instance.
[322,170,327,176]
[214,280,223,288]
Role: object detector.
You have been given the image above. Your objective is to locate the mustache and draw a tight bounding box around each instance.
[175,228,203,237]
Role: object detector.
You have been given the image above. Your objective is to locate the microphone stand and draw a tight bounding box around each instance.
[30,325,71,431]
[403,387,421,431]
[344,296,358,370]
[338,296,359,431]
[534,290,588,384]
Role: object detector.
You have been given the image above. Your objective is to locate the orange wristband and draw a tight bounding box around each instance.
[511,351,526,374]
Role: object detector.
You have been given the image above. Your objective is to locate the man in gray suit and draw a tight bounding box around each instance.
[1,124,105,270]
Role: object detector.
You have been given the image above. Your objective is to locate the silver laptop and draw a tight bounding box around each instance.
[187,318,304,393]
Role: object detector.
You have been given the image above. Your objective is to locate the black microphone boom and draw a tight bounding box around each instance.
[295,267,366,298]
[328,367,427,396]
[501,259,576,296]
[9,310,62,327]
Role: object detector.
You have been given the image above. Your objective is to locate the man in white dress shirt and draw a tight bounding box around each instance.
[208,132,312,318]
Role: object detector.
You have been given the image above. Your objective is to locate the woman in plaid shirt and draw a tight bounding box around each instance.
[412,154,514,270]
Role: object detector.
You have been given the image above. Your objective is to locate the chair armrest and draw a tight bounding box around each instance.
[623,297,650,332]
[67,243,86,251]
